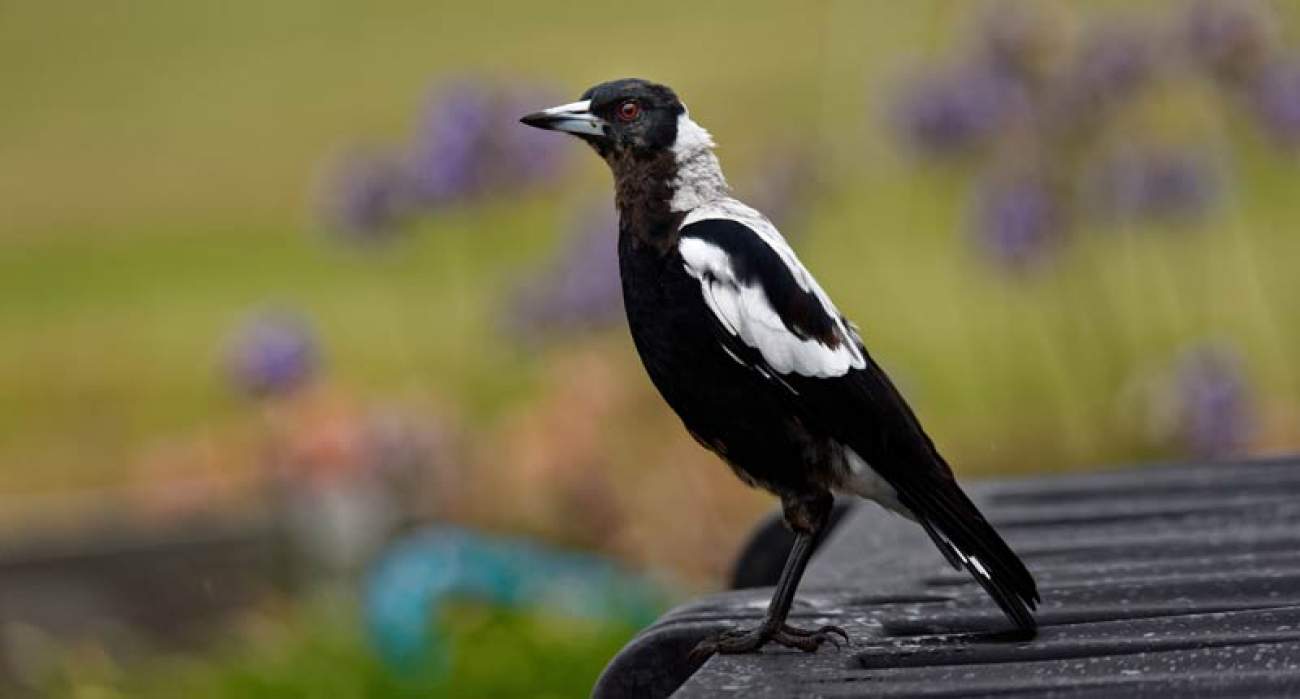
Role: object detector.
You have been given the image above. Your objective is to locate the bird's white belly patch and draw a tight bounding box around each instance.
[836,446,910,518]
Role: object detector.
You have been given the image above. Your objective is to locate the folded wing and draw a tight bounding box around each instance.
[677,206,864,379]
[675,204,1040,630]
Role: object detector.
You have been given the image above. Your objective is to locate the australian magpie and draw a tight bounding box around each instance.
[521,79,1039,656]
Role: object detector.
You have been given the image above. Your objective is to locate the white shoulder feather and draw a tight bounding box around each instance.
[678,200,866,378]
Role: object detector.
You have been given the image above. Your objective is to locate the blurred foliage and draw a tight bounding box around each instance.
[39,599,635,699]
[3,1,1298,500]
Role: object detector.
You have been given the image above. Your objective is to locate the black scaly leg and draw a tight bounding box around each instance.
[690,491,849,659]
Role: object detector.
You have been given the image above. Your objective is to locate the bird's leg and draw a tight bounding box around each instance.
[690,492,848,659]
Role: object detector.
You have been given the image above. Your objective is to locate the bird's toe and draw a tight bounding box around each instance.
[689,623,850,660]
[772,623,850,652]
[689,627,768,660]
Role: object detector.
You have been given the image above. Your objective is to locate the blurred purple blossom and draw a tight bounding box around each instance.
[1251,58,1300,148]
[408,80,568,206]
[408,81,494,205]
[1054,23,1156,119]
[225,311,319,398]
[970,172,1064,274]
[317,150,412,243]
[315,78,570,246]
[894,68,1027,156]
[1185,0,1276,85]
[1171,344,1254,459]
[979,2,1065,84]
[504,204,623,341]
[1085,148,1218,223]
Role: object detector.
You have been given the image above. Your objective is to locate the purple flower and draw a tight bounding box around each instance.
[1251,58,1300,148]
[1171,344,1254,459]
[1063,23,1155,111]
[504,204,623,341]
[1085,148,1218,223]
[408,81,496,205]
[894,68,1027,156]
[316,150,412,243]
[407,80,569,207]
[225,311,319,398]
[1185,0,1276,85]
[978,1,1065,84]
[970,172,1064,274]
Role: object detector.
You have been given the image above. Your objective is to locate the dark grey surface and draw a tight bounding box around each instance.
[595,456,1300,698]
[0,512,283,693]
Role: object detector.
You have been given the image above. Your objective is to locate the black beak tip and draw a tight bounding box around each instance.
[519,112,550,129]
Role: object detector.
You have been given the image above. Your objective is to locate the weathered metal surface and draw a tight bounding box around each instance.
[595,456,1300,698]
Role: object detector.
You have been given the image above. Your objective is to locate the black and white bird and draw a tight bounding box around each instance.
[521,79,1038,656]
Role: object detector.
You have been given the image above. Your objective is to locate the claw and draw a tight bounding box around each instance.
[687,641,715,664]
[823,625,851,644]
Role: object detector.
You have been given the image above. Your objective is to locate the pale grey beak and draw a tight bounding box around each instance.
[519,99,608,137]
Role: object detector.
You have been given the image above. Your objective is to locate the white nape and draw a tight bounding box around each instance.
[669,111,729,212]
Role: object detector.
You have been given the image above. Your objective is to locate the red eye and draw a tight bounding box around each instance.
[616,100,641,121]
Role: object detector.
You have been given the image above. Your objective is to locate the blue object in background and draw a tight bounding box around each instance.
[364,527,667,673]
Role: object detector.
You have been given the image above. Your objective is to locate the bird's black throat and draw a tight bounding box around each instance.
[610,149,684,254]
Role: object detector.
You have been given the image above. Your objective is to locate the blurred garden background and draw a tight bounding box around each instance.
[3,0,1300,696]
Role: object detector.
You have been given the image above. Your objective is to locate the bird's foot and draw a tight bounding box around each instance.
[689,623,849,661]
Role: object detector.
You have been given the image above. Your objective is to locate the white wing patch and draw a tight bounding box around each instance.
[678,201,866,379]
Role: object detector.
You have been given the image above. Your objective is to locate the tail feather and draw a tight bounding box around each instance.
[811,349,1040,630]
[917,516,964,570]
[905,485,1040,632]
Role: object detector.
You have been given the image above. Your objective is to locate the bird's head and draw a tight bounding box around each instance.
[520,78,688,160]
[522,78,726,217]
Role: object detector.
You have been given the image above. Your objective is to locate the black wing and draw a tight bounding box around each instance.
[676,214,1040,631]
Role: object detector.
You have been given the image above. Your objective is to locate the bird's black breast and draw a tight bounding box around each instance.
[617,231,834,495]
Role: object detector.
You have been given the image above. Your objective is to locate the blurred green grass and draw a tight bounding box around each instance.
[3,1,1299,495]
[41,600,636,699]
[0,0,871,493]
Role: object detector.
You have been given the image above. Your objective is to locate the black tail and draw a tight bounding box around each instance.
[907,484,1040,632]
[819,350,1039,629]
